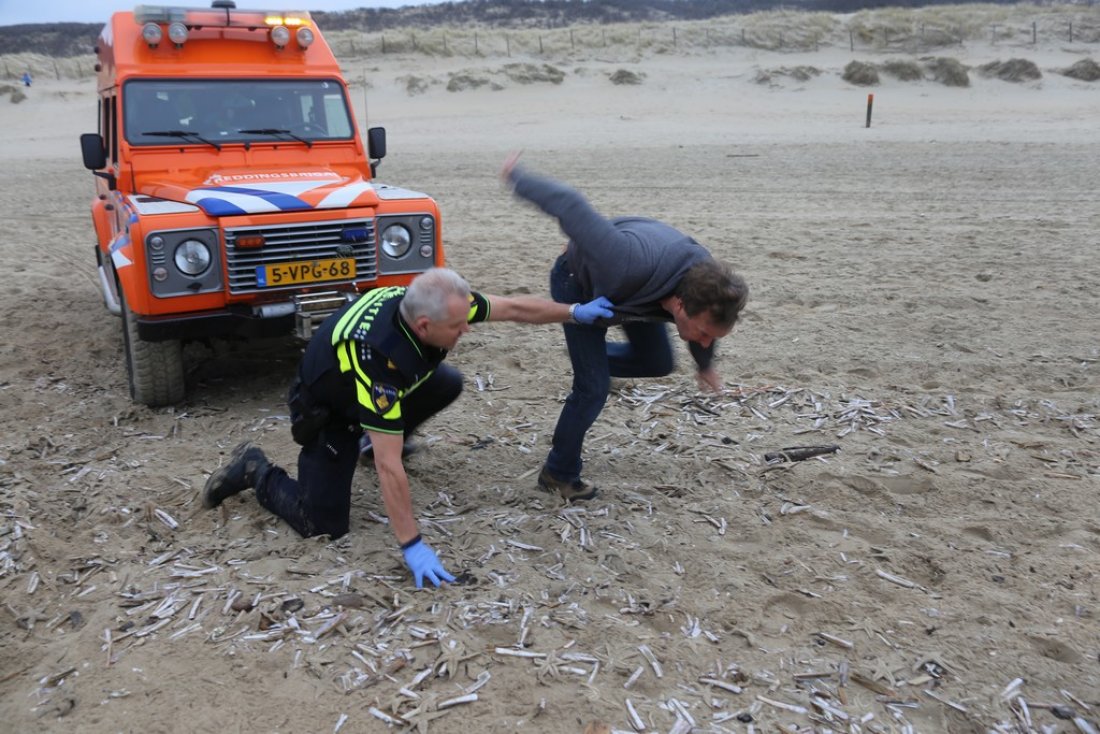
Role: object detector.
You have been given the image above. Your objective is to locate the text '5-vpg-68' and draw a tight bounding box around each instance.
[80,2,444,406]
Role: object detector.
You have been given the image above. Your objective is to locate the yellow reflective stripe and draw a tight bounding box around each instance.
[353,368,373,417]
[396,313,424,359]
[335,340,354,374]
[332,286,403,344]
[468,291,489,323]
[348,340,403,421]
[406,370,433,394]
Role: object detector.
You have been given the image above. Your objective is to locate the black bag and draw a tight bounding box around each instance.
[288,377,330,446]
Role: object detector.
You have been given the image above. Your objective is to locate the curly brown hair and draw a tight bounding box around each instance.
[675,260,748,329]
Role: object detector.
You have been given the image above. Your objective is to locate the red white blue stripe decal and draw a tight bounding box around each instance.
[184,178,379,216]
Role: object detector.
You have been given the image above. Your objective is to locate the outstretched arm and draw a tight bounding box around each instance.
[485,294,614,324]
[502,154,622,258]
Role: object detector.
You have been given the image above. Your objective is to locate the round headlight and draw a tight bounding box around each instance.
[271,25,291,48]
[174,239,211,276]
[381,224,412,259]
[168,21,189,45]
[142,23,163,46]
[296,27,315,48]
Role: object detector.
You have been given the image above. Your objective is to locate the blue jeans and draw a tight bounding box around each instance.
[545,254,674,482]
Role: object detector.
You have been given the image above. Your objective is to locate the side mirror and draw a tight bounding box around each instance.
[367,127,386,160]
[80,133,107,170]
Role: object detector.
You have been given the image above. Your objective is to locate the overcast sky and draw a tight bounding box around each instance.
[0,1,436,26]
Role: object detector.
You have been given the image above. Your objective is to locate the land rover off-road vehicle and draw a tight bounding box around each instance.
[80,2,444,406]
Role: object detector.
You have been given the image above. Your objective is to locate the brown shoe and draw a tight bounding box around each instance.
[537,467,598,502]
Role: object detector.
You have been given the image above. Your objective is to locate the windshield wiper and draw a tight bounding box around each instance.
[143,130,222,151]
[237,128,314,148]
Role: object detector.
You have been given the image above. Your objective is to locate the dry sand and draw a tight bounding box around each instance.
[1,10,1098,734]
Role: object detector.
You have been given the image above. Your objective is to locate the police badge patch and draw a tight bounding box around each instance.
[371,383,399,412]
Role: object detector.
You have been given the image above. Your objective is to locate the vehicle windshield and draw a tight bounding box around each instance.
[123,79,354,146]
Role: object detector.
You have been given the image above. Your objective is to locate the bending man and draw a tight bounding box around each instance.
[201,268,613,588]
[502,155,748,501]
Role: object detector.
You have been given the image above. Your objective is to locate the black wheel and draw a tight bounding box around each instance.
[119,290,185,407]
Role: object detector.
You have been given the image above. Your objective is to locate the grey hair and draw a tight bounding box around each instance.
[399,268,472,322]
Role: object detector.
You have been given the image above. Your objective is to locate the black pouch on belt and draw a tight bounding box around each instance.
[288,377,330,446]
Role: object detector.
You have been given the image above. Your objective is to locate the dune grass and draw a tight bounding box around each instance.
[2,4,1096,82]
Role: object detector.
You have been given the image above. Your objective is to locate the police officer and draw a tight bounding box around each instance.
[201,268,613,588]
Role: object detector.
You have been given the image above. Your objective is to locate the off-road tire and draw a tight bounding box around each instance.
[120,290,185,407]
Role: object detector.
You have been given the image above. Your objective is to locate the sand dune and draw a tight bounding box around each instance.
[1,5,1098,733]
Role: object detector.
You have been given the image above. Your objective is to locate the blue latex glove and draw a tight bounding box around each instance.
[572,296,615,325]
[401,538,455,588]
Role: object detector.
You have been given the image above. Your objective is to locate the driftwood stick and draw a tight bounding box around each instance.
[764,445,840,463]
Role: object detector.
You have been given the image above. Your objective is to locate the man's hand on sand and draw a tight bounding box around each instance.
[697,367,723,393]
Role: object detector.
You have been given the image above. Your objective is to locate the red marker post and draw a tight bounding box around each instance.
[866,93,874,128]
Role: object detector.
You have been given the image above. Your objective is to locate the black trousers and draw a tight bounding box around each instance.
[255,364,463,539]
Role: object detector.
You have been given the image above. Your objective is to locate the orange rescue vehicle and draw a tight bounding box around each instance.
[80,1,444,406]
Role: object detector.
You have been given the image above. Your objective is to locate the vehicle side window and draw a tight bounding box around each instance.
[108,94,119,164]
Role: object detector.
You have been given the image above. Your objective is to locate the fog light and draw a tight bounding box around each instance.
[296,27,314,48]
[168,21,189,45]
[149,235,165,250]
[153,267,168,282]
[271,25,290,48]
[142,22,163,47]
[419,244,433,258]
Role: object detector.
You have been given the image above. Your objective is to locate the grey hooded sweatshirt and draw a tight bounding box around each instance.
[509,166,717,368]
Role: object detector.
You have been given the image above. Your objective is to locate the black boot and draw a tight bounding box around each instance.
[202,442,272,509]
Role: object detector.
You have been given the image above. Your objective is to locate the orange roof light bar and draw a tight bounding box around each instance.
[133,5,312,29]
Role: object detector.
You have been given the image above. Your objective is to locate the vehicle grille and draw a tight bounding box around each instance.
[224,218,377,295]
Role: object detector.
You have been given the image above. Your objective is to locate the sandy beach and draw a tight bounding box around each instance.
[1,6,1098,733]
